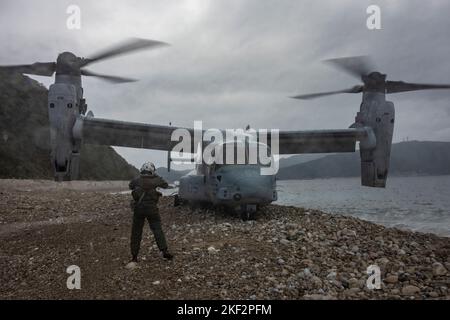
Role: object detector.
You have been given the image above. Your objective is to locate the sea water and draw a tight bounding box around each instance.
[276,175,450,237]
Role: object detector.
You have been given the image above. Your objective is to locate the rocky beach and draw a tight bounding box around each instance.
[0,180,448,300]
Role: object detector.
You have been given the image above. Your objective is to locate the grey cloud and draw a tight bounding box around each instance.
[1,0,450,168]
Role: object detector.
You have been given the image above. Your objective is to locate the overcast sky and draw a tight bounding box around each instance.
[1,0,449,168]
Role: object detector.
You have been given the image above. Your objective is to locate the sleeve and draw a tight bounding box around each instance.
[156,175,169,188]
[129,177,138,190]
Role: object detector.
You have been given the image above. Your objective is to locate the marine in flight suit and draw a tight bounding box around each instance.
[129,162,173,262]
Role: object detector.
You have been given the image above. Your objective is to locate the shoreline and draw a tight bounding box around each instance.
[0,182,449,299]
[276,173,450,182]
[1,178,449,237]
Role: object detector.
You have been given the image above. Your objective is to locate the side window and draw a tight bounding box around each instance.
[49,103,55,108]
[67,103,73,108]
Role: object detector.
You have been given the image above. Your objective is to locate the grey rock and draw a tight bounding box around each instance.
[432,262,447,276]
[385,274,399,284]
[311,276,323,288]
[326,271,337,280]
[303,294,335,300]
[348,278,360,289]
[401,285,420,296]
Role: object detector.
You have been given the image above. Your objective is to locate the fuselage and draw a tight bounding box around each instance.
[178,163,277,207]
[177,140,278,211]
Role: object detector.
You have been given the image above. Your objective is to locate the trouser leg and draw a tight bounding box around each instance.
[147,211,168,252]
[130,212,146,257]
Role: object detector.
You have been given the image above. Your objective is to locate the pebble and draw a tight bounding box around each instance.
[303,294,335,300]
[348,278,360,289]
[401,285,420,296]
[377,257,390,265]
[125,262,138,270]
[303,268,312,278]
[207,246,219,254]
[300,259,314,267]
[398,273,409,282]
[2,189,449,300]
[326,271,337,280]
[391,289,400,295]
[311,276,323,287]
[343,288,360,297]
[432,262,447,276]
[385,274,398,284]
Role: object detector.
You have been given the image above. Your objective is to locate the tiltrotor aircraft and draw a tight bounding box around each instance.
[2,40,450,219]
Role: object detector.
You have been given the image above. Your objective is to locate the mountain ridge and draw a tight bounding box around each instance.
[277,140,450,180]
[156,140,450,182]
[0,73,139,180]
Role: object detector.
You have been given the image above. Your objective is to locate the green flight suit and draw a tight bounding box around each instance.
[129,174,169,257]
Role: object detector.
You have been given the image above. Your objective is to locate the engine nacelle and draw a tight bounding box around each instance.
[356,92,395,187]
[48,83,81,181]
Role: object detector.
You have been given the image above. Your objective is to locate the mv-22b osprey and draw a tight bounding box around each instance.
[2,38,450,219]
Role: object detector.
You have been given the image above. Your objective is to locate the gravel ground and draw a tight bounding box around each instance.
[0,180,449,300]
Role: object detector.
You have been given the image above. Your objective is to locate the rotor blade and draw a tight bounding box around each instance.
[81,69,137,83]
[386,81,450,94]
[81,38,169,67]
[0,62,56,76]
[324,56,375,79]
[291,85,363,100]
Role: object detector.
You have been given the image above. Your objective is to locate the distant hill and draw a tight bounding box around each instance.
[277,141,450,180]
[279,154,326,168]
[0,73,138,180]
[155,155,327,182]
[156,141,450,181]
[156,167,191,183]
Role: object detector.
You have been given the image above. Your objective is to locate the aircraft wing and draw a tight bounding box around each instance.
[273,128,369,154]
[76,116,371,155]
[76,117,200,152]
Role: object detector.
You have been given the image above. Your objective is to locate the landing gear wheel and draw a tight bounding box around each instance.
[240,210,249,221]
[239,205,257,221]
[174,194,181,207]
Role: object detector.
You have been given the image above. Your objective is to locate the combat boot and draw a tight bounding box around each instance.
[162,249,173,260]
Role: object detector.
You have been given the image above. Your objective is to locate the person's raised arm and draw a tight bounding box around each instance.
[156,175,169,189]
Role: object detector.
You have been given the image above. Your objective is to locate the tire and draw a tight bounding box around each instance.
[174,194,181,207]
[240,210,250,221]
[240,205,257,221]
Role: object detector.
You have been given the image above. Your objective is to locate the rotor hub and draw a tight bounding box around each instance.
[362,72,387,92]
[56,52,81,76]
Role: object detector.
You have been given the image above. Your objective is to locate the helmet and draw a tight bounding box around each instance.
[140,162,156,175]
